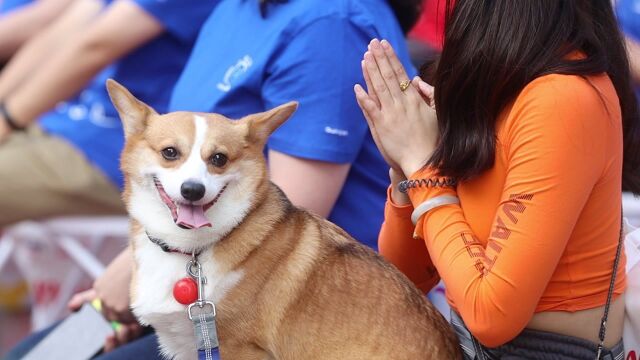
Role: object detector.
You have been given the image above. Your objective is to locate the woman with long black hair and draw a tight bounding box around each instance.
[355,0,640,358]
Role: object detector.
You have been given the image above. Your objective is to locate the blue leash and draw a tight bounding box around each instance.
[198,347,221,360]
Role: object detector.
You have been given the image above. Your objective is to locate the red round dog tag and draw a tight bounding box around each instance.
[173,277,198,305]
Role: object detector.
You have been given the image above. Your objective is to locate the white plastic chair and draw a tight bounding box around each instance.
[0,216,129,329]
[624,192,640,227]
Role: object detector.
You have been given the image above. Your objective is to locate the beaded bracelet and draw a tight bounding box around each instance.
[398,177,457,194]
[0,102,25,131]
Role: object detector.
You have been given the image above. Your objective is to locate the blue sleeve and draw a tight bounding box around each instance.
[617,0,640,42]
[263,16,373,164]
[129,0,218,42]
[0,0,31,13]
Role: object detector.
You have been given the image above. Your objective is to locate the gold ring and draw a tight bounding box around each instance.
[399,80,410,92]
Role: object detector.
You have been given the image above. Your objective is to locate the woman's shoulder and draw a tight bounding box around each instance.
[519,73,616,104]
[501,72,621,151]
[517,73,618,112]
[507,73,619,127]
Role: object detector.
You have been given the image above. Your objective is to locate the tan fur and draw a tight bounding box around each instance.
[107,79,461,359]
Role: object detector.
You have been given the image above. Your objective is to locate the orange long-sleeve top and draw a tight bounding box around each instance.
[379,73,626,347]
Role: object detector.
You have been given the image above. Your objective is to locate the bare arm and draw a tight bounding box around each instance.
[0,0,103,99]
[268,149,351,218]
[1,0,164,126]
[0,0,74,61]
[626,37,640,84]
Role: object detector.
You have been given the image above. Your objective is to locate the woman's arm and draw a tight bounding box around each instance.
[1,0,164,129]
[0,0,103,99]
[625,37,640,84]
[378,169,440,292]
[0,0,74,61]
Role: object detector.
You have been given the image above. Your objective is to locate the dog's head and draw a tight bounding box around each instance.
[107,79,297,250]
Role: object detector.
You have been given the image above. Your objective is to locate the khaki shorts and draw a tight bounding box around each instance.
[0,127,125,227]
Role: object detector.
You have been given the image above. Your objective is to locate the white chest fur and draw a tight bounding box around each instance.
[131,231,243,359]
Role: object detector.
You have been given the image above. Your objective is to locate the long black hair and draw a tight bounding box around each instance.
[259,0,422,33]
[426,0,640,194]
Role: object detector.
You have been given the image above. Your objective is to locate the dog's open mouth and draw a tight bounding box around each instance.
[153,177,227,229]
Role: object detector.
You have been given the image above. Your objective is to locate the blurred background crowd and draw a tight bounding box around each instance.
[0,0,639,357]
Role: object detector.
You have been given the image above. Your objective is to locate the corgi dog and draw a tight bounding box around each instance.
[107,79,460,360]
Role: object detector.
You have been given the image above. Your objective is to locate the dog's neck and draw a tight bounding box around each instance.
[205,181,293,271]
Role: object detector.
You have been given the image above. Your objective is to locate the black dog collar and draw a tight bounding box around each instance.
[146,232,203,257]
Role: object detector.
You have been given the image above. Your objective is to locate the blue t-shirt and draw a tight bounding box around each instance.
[170,0,415,249]
[618,0,640,98]
[0,0,31,13]
[39,0,218,189]
[618,0,640,41]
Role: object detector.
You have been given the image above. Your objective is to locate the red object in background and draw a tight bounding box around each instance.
[33,281,61,306]
[173,277,198,305]
[409,0,451,51]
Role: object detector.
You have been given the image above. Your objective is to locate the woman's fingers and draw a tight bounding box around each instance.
[355,84,402,170]
[380,40,411,84]
[413,76,435,108]
[364,51,395,108]
[354,84,382,154]
[369,39,403,100]
[415,76,434,98]
[361,60,379,107]
[354,84,381,124]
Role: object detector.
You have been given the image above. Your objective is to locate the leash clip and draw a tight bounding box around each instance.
[186,255,217,320]
[188,300,217,321]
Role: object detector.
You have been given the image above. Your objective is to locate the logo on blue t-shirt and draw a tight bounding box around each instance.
[55,89,120,129]
[217,55,253,92]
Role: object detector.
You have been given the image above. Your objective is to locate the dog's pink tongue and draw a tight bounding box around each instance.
[176,204,211,229]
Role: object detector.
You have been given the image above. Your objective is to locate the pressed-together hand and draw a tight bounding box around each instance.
[68,247,142,352]
[354,38,439,178]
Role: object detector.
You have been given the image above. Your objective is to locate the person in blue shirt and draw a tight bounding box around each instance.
[171,0,418,250]
[0,0,216,222]
[618,0,640,99]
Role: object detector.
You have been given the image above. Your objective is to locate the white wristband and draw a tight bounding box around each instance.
[411,195,460,225]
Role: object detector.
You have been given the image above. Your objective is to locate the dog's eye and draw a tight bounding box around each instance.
[161,147,179,160]
[210,153,228,167]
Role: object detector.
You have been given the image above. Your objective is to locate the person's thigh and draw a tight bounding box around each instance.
[94,333,162,360]
[3,322,59,360]
[0,127,125,227]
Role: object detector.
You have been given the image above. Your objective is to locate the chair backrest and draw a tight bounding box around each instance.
[42,216,130,238]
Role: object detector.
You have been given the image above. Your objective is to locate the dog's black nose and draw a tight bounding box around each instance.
[181,181,205,202]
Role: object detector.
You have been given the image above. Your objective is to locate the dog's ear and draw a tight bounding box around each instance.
[106,79,157,139]
[244,101,298,143]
